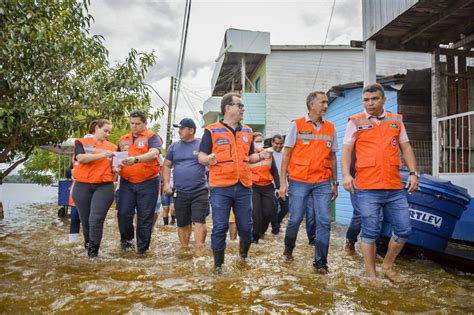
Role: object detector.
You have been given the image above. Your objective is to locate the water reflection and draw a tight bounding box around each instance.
[0,202,473,313]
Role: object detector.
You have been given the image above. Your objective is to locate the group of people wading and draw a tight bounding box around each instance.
[71,83,419,283]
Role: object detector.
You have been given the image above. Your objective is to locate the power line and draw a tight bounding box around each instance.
[312,0,336,89]
[173,0,192,123]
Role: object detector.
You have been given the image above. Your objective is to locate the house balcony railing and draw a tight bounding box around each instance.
[437,111,474,174]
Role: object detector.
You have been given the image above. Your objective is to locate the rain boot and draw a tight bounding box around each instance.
[282,244,294,261]
[87,242,99,258]
[239,242,251,259]
[213,250,225,273]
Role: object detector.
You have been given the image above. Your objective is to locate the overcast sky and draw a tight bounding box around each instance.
[88,0,362,140]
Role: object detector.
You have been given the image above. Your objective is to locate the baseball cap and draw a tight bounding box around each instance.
[173,118,196,129]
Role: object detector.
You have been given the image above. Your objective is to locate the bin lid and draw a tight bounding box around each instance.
[401,170,471,205]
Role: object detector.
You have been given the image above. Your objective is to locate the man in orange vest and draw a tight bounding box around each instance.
[198,92,271,272]
[341,83,419,283]
[278,91,338,275]
[117,110,162,255]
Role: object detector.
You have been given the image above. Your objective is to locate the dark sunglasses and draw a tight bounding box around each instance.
[228,102,245,109]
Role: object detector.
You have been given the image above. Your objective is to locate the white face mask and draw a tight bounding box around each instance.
[254,142,264,150]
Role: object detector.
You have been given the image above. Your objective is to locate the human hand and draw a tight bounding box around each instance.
[342,175,356,193]
[278,182,288,201]
[122,156,136,166]
[208,153,217,165]
[405,175,419,193]
[163,183,173,196]
[103,150,115,159]
[259,149,271,160]
[331,183,339,201]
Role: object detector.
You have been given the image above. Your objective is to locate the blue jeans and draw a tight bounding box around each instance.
[70,206,81,234]
[210,182,253,252]
[358,189,411,244]
[285,179,332,269]
[345,190,361,244]
[118,177,159,252]
[305,197,316,242]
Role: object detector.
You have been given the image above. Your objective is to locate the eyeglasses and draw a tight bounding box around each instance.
[228,102,245,109]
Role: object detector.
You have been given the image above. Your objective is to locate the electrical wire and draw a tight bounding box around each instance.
[312,0,336,89]
[173,0,192,122]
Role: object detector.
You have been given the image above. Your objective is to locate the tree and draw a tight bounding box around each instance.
[19,125,131,185]
[0,0,163,215]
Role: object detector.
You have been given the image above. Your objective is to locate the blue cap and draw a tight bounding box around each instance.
[173,118,196,130]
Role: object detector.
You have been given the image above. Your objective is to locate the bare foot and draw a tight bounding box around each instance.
[382,266,403,283]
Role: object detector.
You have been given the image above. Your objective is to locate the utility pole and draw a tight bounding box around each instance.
[166,76,174,149]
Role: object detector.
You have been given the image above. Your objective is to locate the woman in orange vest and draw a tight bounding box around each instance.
[250,133,280,243]
[72,119,117,257]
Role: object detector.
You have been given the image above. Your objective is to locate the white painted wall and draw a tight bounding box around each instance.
[264,48,431,137]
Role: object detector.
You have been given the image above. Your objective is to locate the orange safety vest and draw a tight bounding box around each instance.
[207,122,253,188]
[68,161,79,206]
[74,138,116,183]
[288,116,335,183]
[118,129,160,183]
[251,156,274,186]
[351,111,403,189]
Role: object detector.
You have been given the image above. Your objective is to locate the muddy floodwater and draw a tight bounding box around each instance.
[1,184,473,313]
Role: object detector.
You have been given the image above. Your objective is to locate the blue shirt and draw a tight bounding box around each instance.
[166,139,207,193]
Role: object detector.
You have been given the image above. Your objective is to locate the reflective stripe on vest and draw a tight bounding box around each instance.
[287,116,335,183]
[350,112,403,189]
[73,138,116,183]
[207,122,253,188]
[118,129,160,183]
[251,156,273,186]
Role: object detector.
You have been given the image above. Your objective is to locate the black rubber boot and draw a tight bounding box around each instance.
[87,242,99,258]
[170,216,176,225]
[163,217,169,225]
[239,242,251,259]
[213,250,225,273]
[283,238,295,261]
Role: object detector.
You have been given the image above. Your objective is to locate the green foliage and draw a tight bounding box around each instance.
[150,121,161,133]
[0,0,162,182]
[19,148,71,185]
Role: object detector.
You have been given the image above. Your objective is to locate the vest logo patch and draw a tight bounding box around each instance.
[357,124,373,130]
[217,138,230,145]
[391,124,398,129]
[138,141,145,148]
[326,141,332,148]
[243,136,248,143]
[302,139,310,144]
[391,137,397,148]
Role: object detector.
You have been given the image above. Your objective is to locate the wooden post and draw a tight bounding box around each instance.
[432,48,441,176]
[364,40,376,86]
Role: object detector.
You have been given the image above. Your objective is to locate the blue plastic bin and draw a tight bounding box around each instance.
[381,171,471,252]
[452,198,474,242]
[58,180,73,206]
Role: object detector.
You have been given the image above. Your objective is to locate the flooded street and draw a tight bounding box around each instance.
[0,185,473,313]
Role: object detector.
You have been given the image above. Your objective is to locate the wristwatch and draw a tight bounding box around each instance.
[134,157,139,163]
[409,171,420,178]
[332,181,339,186]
